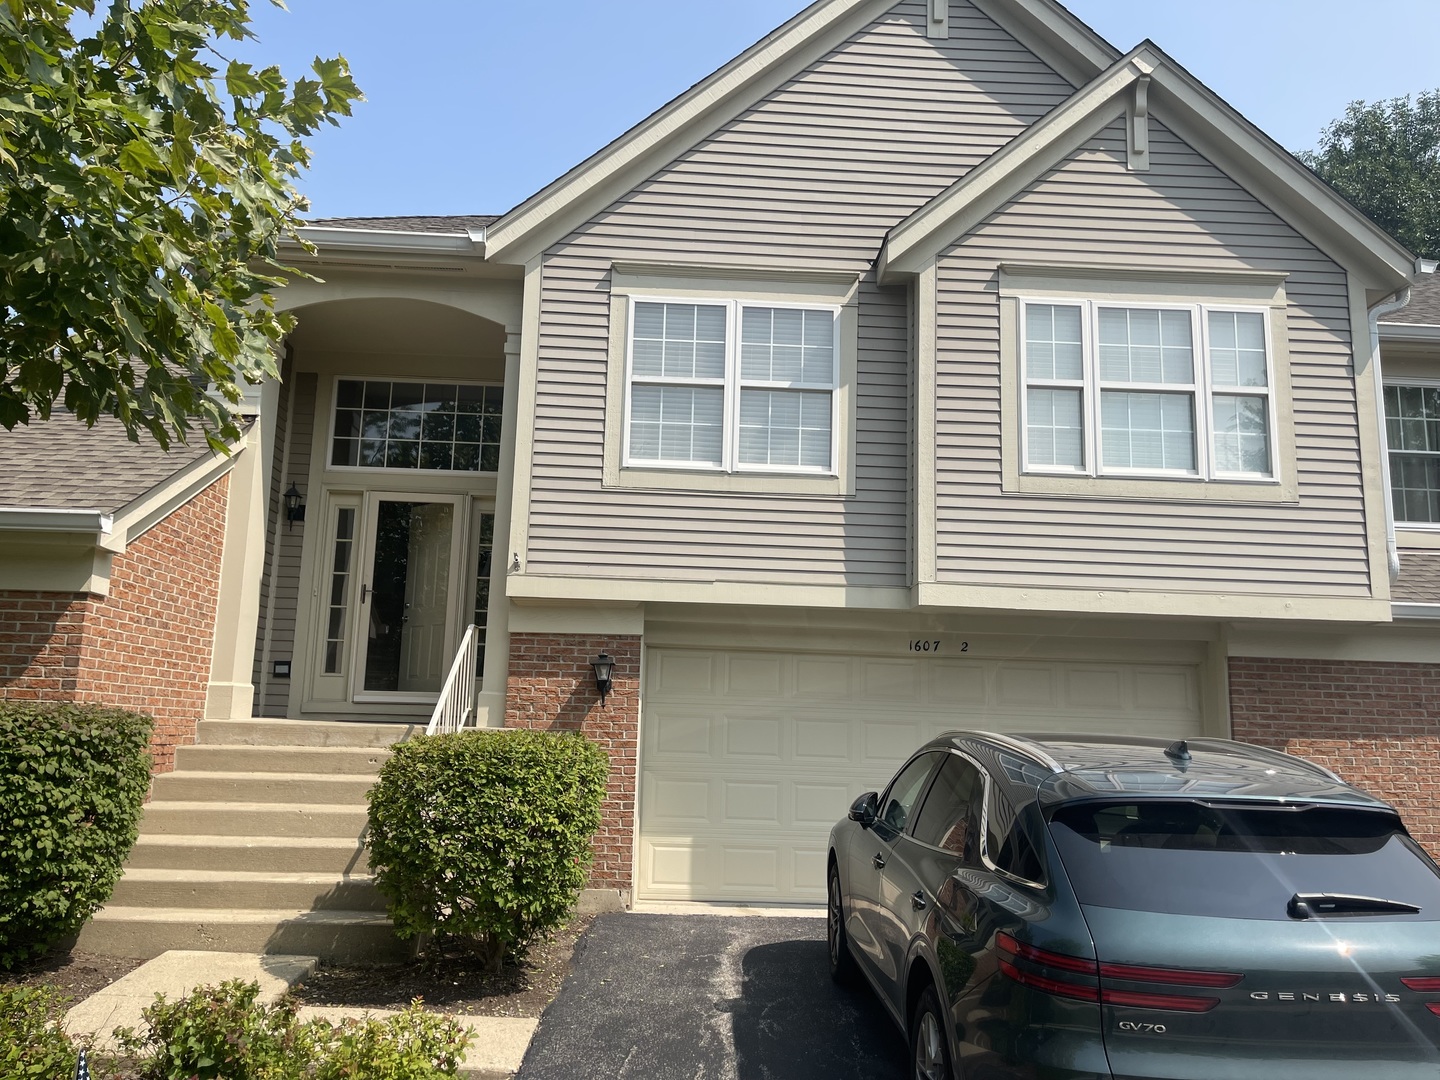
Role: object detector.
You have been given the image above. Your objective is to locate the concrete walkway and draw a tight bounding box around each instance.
[63,950,535,1079]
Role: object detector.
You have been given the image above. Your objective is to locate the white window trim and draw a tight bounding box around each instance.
[997,264,1297,505]
[621,295,841,476]
[1384,377,1440,531]
[603,263,860,496]
[1018,297,1278,483]
[325,375,505,477]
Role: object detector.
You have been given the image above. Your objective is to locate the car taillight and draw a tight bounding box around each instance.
[1400,976,1440,1016]
[995,932,1237,1013]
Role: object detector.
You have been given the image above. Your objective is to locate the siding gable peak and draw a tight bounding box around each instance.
[483,0,1123,267]
[877,40,1418,299]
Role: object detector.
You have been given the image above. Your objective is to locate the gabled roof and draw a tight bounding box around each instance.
[877,41,1418,296]
[0,414,217,514]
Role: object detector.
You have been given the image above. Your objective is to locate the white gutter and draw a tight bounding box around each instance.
[1393,603,1440,620]
[0,508,113,536]
[290,226,487,258]
[1379,322,1440,342]
[1368,286,1415,582]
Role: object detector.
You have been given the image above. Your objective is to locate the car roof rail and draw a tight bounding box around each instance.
[972,731,1064,774]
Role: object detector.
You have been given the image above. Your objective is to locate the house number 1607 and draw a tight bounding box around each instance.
[910,640,968,653]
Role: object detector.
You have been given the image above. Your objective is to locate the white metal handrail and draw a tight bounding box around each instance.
[426,624,480,736]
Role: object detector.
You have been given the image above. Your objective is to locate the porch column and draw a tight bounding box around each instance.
[205,376,282,720]
[475,324,523,725]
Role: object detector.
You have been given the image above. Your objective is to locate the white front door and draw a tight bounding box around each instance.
[353,493,466,702]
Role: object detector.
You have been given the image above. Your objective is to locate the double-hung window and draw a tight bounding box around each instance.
[1021,300,1274,480]
[1385,384,1440,524]
[624,298,839,474]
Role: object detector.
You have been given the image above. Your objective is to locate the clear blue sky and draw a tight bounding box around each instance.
[233,1,1440,220]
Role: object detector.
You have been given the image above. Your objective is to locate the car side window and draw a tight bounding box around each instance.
[911,754,984,864]
[878,753,940,836]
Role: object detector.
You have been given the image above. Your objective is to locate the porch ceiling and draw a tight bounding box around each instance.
[286,298,506,360]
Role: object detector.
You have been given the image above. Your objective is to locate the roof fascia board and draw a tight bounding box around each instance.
[879,50,1149,280]
[109,432,243,550]
[1380,322,1440,343]
[482,0,892,265]
[968,0,1117,88]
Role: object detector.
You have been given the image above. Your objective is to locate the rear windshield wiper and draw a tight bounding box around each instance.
[1288,892,1421,919]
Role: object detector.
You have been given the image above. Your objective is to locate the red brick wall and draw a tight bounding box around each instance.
[0,476,229,773]
[1230,657,1440,855]
[0,592,94,698]
[505,634,640,895]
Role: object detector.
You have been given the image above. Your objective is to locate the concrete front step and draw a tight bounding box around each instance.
[176,743,391,776]
[110,869,386,912]
[140,801,370,839]
[151,771,378,805]
[198,717,419,748]
[75,906,409,963]
[128,835,370,874]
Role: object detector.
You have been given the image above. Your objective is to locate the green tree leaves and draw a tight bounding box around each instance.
[0,1,361,449]
[1300,89,1440,261]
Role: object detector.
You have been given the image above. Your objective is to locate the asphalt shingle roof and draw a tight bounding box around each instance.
[1396,549,1440,605]
[0,414,217,513]
[1382,274,1440,326]
[306,215,499,234]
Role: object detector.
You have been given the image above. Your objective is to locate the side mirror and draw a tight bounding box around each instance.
[849,791,879,828]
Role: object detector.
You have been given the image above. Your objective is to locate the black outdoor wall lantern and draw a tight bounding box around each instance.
[591,653,615,706]
[284,482,305,529]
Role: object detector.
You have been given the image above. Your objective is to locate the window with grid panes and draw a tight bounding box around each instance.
[625,298,838,473]
[1385,385,1440,524]
[330,379,503,473]
[1022,301,1273,480]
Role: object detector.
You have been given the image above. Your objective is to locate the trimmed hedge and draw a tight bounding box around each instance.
[367,729,608,969]
[0,703,153,967]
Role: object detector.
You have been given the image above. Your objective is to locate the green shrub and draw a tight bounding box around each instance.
[117,979,469,1079]
[0,702,153,967]
[0,985,80,1078]
[366,729,608,969]
[117,979,301,1079]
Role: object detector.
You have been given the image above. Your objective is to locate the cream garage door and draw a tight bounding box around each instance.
[638,646,1203,904]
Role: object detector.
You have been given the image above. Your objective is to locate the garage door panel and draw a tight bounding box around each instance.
[725,715,783,758]
[795,718,852,762]
[640,645,1205,903]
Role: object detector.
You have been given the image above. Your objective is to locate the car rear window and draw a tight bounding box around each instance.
[1048,800,1440,920]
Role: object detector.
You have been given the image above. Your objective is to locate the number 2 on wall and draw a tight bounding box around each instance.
[909,640,968,653]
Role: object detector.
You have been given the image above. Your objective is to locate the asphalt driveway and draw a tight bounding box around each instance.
[516,913,905,1080]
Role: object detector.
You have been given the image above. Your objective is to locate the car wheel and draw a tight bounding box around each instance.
[910,985,954,1080]
[827,865,857,984]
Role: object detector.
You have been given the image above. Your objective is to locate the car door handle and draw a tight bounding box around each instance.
[911,890,927,912]
[872,852,886,870]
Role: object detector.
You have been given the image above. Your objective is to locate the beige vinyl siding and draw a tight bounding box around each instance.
[255,371,316,714]
[934,118,1367,595]
[525,0,1075,586]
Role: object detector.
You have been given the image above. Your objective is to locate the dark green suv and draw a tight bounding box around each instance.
[826,732,1440,1079]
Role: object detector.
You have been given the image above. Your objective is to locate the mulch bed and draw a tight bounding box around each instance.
[2,949,145,1004]
[287,914,594,1017]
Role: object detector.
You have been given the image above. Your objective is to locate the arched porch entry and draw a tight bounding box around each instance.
[250,290,518,724]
